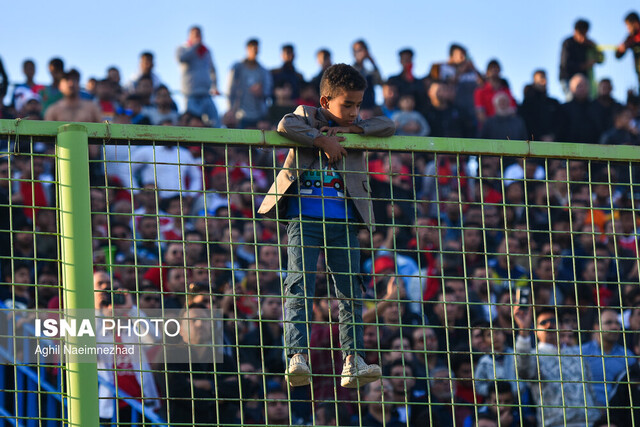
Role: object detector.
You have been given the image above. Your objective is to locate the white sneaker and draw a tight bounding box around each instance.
[340,355,381,388]
[286,354,311,387]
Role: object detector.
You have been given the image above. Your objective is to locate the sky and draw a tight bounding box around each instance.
[1,0,639,112]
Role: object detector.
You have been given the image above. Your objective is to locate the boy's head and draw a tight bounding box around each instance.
[319,64,367,127]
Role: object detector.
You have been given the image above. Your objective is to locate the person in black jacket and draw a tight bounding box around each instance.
[239,292,285,374]
[559,18,603,100]
[519,70,560,141]
[164,304,240,426]
[595,332,640,426]
[557,74,602,143]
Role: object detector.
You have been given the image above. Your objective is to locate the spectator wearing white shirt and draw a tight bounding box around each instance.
[131,145,202,199]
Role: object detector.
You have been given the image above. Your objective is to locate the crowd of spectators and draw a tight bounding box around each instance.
[2,13,640,427]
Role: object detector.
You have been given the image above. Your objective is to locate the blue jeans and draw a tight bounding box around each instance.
[186,94,219,127]
[284,218,364,359]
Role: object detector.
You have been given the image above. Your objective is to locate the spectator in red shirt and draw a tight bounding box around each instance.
[474,59,516,130]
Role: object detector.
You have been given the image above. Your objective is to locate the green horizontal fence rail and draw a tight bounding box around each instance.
[1,118,640,427]
[4,119,640,160]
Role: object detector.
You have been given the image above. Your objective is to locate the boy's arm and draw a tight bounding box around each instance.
[277,106,323,146]
[277,107,396,144]
[277,106,347,164]
[354,115,396,137]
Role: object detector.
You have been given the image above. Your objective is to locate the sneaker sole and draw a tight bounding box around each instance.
[287,371,311,387]
[340,374,379,388]
[287,364,311,387]
[340,367,382,388]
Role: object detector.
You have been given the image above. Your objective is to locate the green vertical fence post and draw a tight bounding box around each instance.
[56,124,99,427]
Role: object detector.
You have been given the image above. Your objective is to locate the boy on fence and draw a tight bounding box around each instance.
[258,63,395,387]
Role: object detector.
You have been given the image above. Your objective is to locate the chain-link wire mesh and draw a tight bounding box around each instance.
[1,120,640,426]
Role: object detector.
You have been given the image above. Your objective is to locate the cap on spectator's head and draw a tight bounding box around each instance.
[14,87,41,112]
[374,255,395,275]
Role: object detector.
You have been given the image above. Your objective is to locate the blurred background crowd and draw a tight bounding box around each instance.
[1,12,640,427]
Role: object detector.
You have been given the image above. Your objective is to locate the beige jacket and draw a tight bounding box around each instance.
[257,105,395,230]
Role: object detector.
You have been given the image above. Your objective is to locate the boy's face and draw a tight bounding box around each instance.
[320,89,364,127]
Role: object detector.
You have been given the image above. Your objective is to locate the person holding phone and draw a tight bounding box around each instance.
[513,305,599,426]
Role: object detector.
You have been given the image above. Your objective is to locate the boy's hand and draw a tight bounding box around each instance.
[313,135,347,165]
[320,125,364,136]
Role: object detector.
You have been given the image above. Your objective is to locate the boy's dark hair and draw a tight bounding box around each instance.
[281,44,294,52]
[140,51,154,60]
[575,18,590,33]
[246,38,259,47]
[319,63,367,99]
[625,12,640,23]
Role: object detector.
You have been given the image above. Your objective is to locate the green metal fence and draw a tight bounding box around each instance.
[1,119,640,426]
